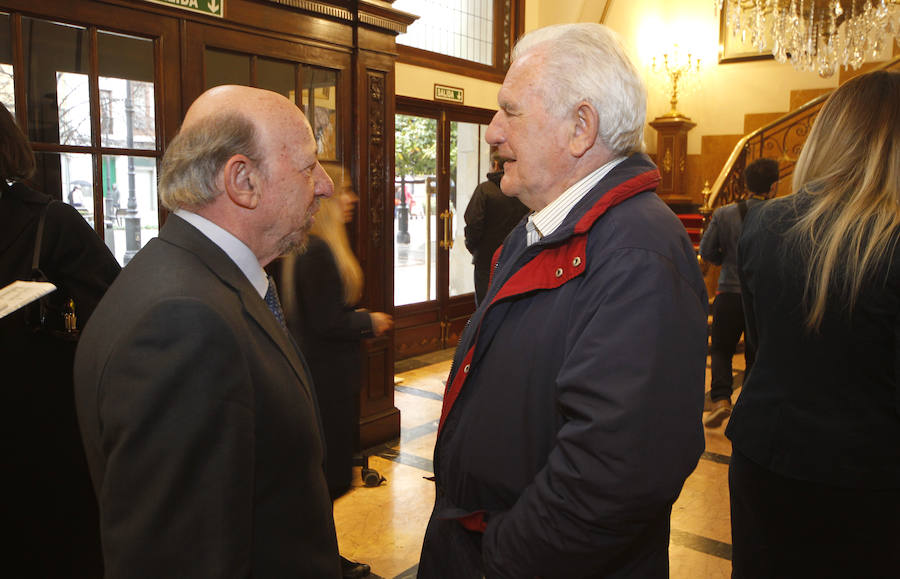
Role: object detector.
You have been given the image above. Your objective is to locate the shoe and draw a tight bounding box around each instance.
[704,399,732,428]
[340,555,371,578]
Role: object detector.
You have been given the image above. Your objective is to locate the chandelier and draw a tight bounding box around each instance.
[715,0,900,77]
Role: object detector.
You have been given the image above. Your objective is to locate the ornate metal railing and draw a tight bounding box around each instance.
[703,54,900,214]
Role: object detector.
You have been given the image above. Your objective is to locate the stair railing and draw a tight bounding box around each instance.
[704,54,900,214]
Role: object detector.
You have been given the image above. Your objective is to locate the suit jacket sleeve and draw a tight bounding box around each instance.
[698,209,723,265]
[295,238,372,340]
[94,298,255,578]
[481,247,707,577]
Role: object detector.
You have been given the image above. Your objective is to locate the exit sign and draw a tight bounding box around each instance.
[143,0,224,18]
[434,84,464,104]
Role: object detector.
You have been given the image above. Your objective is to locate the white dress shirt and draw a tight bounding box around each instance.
[174,209,268,299]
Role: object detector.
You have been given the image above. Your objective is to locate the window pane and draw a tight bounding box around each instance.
[395,114,438,306]
[34,151,94,224]
[99,32,156,150]
[258,57,296,102]
[449,121,488,298]
[102,155,159,265]
[23,17,90,145]
[0,13,13,114]
[395,0,494,66]
[205,48,250,89]
[301,66,338,160]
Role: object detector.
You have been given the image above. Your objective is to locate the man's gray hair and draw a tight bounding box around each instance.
[512,23,646,156]
[158,112,263,211]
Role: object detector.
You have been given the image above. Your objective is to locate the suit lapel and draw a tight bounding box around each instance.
[158,215,315,399]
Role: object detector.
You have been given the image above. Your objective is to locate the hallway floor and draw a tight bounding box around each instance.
[334,348,745,578]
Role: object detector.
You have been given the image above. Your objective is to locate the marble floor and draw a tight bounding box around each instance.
[334,348,746,579]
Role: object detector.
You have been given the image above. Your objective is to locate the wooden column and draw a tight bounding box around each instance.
[649,114,696,204]
[354,1,416,448]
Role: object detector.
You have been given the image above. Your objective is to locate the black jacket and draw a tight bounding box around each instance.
[728,192,900,489]
[463,172,529,304]
[1,181,120,578]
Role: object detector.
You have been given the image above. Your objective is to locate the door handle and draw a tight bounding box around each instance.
[439,209,453,250]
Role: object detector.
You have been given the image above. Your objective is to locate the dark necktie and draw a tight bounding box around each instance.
[264,275,287,329]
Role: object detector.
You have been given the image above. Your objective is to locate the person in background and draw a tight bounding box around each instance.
[268,167,391,579]
[73,85,341,577]
[699,157,779,428]
[728,70,900,578]
[418,23,708,578]
[463,149,529,305]
[0,103,120,578]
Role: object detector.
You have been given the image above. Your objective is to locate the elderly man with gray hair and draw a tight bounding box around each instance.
[418,23,708,578]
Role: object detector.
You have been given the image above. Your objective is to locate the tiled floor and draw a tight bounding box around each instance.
[334,348,746,579]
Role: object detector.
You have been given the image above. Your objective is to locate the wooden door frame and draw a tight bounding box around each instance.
[393,96,495,360]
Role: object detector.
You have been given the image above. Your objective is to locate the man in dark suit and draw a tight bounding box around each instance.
[463,150,529,305]
[419,24,707,578]
[74,85,340,578]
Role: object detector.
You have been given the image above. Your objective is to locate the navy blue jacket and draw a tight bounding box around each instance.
[419,154,708,578]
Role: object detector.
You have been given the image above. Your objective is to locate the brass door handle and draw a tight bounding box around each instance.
[439,209,453,250]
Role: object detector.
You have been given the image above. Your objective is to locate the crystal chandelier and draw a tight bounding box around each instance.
[715,0,900,77]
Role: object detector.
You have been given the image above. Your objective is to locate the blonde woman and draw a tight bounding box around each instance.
[727,70,900,577]
[269,168,391,579]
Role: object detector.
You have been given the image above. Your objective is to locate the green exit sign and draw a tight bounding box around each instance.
[434,84,464,104]
[143,0,224,18]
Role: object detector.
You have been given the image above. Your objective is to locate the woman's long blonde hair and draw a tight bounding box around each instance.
[311,166,364,305]
[789,70,900,331]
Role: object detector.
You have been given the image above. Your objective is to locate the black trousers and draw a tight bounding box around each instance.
[709,292,753,402]
[729,449,900,579]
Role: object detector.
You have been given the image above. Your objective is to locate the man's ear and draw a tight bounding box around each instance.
[222,154,260,210]
[569,100,600,158]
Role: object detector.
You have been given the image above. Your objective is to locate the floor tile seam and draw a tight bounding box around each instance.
[394,384,444,401]
[700,450,732,465]
[670,527,733,561]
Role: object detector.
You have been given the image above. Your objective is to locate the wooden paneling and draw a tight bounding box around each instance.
[4,0,411,447]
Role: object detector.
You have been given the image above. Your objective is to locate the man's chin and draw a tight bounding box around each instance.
[279,228,311,256]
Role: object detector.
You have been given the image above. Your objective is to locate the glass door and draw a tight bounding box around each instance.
[393,99,493,359]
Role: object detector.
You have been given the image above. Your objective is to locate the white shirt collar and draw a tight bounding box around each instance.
[527,156,626,246]
[174,209,269,298]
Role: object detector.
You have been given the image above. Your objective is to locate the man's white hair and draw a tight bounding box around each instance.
[512,23,646,156]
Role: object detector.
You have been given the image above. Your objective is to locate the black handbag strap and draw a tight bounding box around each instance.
[27,201,79,338]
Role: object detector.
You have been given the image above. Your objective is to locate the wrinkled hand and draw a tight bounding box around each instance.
[370,312,394,337]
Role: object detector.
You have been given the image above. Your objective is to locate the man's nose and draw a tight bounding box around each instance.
[314,164,335,197]
[484,111,503,145]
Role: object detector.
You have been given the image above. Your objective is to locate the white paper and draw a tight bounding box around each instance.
[0,280,57,319]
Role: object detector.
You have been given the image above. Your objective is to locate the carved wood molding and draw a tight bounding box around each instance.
[367,71,386,248]
[260,0,416,34]
[261,0,352,20]
[359,0,417,35]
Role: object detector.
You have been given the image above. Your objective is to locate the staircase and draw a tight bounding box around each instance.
[705,52,900,213]
[690,49,900,298]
